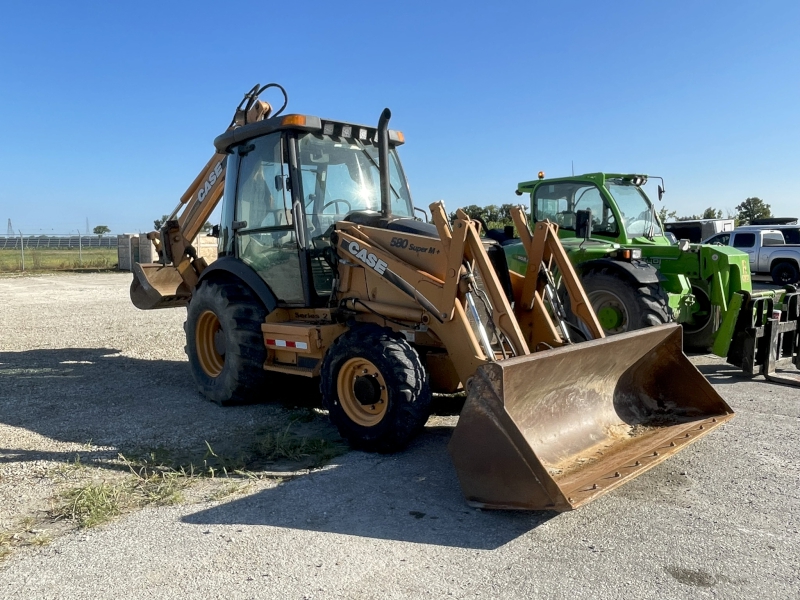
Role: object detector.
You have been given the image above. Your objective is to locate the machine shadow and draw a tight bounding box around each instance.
[2,347,556,547]
[0,347,325,464]
[693,362,760,385]
[182,426,557,550]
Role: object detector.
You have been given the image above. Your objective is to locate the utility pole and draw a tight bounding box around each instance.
[6,219,12,235]
[85,217,89,235]
[78,229,82,266]
[18,230,24,271]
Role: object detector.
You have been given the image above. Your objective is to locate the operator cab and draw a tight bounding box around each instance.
[214,114,418,308]
[525,174,664,242]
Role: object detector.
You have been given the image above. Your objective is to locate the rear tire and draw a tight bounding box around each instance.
[771,261,799,285]
[185,279,270,406]
[320,325,432,453]
[582,269,671,335]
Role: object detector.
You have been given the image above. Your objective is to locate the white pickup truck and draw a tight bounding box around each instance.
[704,229,800,285]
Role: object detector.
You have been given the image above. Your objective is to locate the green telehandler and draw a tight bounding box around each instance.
[499,172,799,385]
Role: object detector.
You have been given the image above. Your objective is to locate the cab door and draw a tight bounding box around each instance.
[732,232,758,270]
[234,132,306,305]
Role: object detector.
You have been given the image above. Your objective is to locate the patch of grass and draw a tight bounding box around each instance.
[53,454,87,476]
[1,521,55,560]
[251,424,347,468]
[28,534,52,547]
[122,418,346,477]
[208,481,250,502]
[47,421,346,531]
[0,248,117,273]
[54,481,123,528]
[51,455,193,528]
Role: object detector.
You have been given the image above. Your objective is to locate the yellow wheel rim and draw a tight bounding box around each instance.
[196,310,225,377]
[337,357,389,427]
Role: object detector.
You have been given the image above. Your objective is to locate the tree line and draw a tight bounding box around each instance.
[658,197,772,226]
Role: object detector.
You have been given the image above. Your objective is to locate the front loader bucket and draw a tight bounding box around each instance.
[130,263,191,310]
[448,324,733,511]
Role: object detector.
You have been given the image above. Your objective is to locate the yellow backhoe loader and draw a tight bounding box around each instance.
[130,84,733,511]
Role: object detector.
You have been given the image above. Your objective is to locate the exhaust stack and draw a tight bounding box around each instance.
[377,108,392,220]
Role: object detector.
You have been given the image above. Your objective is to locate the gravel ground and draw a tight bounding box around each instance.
[1,272,798,599]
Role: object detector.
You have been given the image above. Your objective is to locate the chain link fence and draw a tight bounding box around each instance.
[0,234,119,273]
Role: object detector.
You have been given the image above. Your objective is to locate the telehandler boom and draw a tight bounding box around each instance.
[130,84,734,510]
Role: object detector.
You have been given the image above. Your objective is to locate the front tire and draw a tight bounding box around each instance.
[582,269,671,335]
[682,284,717,351]
[185,279,270,405]
[320,326,432,453]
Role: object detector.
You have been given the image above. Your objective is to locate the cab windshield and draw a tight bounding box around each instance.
[297,133,413,235]
[605,179,662,237]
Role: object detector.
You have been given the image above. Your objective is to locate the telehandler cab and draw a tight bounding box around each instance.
[130,84,734,510]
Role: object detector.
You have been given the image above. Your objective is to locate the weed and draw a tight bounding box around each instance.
[208,481,250,501]
[251,423,347,467]
[53,454,87,477]
[0,520,56,559]
[28,534,51,547]
[54,481,123,528]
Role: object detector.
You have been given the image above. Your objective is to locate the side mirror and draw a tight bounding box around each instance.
[658,185,664,202]
[576,209,593,240]
[208,224,220,238]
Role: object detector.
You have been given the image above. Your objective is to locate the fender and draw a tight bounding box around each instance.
[577,258,660,286]
[197,256,278,312]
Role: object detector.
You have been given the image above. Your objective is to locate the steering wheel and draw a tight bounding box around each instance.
[322,198,352,214]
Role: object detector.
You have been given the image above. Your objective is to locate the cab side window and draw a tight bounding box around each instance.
[533,183,618,235]
[708,234,730,245]
[781,228,800,244]
[733,233,756,249]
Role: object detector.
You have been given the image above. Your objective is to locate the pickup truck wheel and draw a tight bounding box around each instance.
[771,261,799,285]
[185,279,270,406]
[320,325,432,453]
[582,269,671,335]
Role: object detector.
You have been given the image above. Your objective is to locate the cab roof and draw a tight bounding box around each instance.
[214,113,405,153]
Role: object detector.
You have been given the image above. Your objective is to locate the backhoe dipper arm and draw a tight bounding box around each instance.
[151,92,274,275]
[130,84,275,311]
[153,152,228,274]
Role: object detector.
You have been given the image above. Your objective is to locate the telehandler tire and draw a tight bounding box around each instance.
[185,279,270,406]
[582,269,671,335]
[682,284,717,351]
[320,326,432,453]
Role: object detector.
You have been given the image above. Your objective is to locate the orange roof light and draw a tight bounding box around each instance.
[281,114,307,127]
[538,171,545,179]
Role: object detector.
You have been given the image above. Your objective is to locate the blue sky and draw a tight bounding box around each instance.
[1,1,797,234]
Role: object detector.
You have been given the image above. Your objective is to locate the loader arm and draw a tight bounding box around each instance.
[333,202,530,386]
[510,207,604,345]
